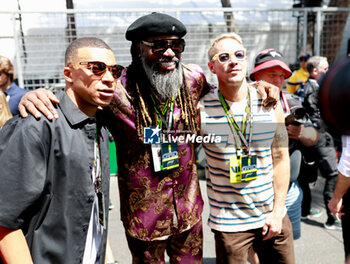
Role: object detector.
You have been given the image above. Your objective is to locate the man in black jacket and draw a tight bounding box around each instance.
[299,56,340,230]
[0,37,121,263]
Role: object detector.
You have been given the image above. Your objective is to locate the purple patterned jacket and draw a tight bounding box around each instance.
[106,64,209,241]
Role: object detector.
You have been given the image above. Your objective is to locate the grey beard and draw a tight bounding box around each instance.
[141,55,183,101]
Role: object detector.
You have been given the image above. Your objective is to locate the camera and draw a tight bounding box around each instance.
[285,107,308,126]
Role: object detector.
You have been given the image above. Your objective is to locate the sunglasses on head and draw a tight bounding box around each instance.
[141,38,186,55]
[79,61,124,80]
[211,49,246,63]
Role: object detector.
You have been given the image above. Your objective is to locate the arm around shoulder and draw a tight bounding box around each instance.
[251,81,280,108]
[18,88,59,120]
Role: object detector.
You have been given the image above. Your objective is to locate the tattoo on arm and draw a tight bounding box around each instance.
[275,126,288,145]
[271,103,289,159]
[272,124,288,160]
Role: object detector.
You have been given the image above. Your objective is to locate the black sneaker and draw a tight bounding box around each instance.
[324,220,342,230]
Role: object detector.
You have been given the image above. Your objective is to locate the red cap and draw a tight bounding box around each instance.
[250,49,292,81]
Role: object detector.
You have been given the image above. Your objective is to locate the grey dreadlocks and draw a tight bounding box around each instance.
[126,42,200,141]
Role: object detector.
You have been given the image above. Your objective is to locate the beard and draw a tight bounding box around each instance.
[141,55,183,101]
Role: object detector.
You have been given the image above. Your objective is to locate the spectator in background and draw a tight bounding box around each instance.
[0,90,12,127]
[286,53,310,94]
[250,49,318,240]
[299,56,340,230]
[0,55,28,115]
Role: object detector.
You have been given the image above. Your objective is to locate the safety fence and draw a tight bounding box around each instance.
[1,7,349,90]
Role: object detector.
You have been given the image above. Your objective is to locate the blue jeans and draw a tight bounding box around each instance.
[286,149,303,240]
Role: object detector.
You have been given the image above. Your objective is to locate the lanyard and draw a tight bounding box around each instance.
[218,88,253,155]
[280,91,290,113]
[93,125,102,194]
[93,124,106,227]
[150,94,175,131]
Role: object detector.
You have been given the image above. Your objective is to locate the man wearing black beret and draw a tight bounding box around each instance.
[17,12,279,263]
[112,12,207,263]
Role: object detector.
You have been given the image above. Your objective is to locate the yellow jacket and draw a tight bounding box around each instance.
[286,68,309,94]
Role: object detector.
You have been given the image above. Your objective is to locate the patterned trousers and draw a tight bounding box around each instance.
[126,219,203,264]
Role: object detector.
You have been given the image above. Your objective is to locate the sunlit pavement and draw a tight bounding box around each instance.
[108,172,344,264]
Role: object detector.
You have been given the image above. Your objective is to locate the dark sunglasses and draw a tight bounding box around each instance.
[79,61,124,80]
[141,39,186,55]
[211,49,246,63]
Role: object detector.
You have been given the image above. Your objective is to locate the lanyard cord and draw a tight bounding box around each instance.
[218,88,253,155]
[280,91,290,113]
[94,125,102,193]
[150,94,175,131]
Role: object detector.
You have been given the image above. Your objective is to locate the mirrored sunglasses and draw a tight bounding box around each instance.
[79,61,124,80]
[141,39,186,55]
[212,49,246,63]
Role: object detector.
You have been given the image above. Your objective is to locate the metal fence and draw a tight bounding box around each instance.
[1,7,349,90]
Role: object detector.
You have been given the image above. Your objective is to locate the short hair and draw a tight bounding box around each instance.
[65,37,112,65]
[0,56,15,82]
[0,90,12,127]
[207,32,244,61]
[306,56,327,74]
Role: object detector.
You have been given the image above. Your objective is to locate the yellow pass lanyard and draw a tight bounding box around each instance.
[218,89,253,156]
[149,95,179,172]
[150,94,175,131]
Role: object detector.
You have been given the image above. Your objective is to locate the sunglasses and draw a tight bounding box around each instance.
[211,49,246,63]
[141,39,186,55]
[79,61,124,80]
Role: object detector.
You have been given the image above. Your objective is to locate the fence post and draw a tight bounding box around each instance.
[302,10,308,54]
[12,12,24,89]
[314,9,322,56]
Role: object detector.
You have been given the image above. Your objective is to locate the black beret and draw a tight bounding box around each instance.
[125,12,187,41]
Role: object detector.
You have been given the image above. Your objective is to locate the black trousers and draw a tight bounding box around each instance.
[299,132,338,222]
